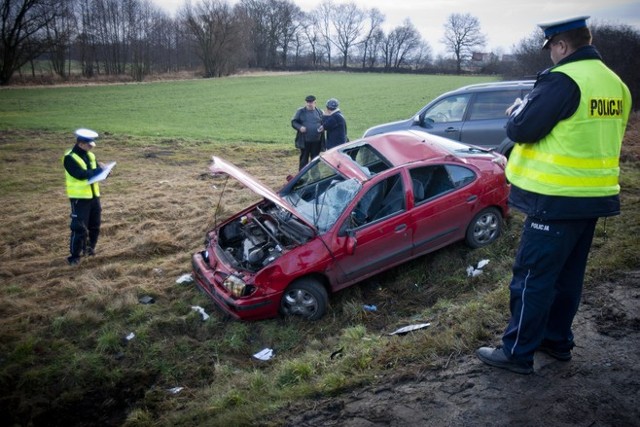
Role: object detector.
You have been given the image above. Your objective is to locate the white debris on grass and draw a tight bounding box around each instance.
[191,306,210,321]
[253,348,274,361]
[125,332,135,341]
[176,273,194,284]
[389,323,431,336]
[467,259,490,277]
[167,387,184,394]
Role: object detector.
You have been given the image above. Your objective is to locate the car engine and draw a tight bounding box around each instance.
[217,202,314,272]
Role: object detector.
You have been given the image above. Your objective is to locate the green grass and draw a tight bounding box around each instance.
[0,72,497,142]
[0,73,637,426]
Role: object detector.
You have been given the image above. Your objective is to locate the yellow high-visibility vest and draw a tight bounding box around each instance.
[64,150,100,198]
[506,59,631,197]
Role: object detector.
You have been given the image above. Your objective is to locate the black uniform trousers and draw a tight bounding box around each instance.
[501,216,598,362]
[69,198,101,260]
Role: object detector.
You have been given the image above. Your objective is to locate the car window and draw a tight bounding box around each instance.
[424,94,471,124]
[341,143,392,176]
[446,165,477,188]
[467,90,522,121]
[409,165,456,203]
[349,174,404,228]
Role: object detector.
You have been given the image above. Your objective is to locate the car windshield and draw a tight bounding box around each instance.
[281,160,361,233]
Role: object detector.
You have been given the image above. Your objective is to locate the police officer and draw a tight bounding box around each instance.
[476,16,632,374]
[63,128,106,265]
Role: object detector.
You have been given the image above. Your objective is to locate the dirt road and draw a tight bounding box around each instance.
[281,271,640,427]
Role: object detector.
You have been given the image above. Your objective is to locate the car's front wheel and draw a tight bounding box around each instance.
[465,207,502,248]
[280,278,328,320]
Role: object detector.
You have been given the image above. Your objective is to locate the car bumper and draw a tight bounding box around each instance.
[191,252,279,320]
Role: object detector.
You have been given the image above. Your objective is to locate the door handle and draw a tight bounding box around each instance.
[467,195,478,202]
[445,127,458,133]
[395,224,407,232]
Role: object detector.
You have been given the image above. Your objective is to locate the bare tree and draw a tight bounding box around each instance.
[45,0,76,79]
[592,23,640,110]
[509,30,551,79]
[441,13,486,74]
[381,19,423,70]
[182,0,242,77]
[0,0,59,85]
[359,7,383,69]
[331,1,364,68]
[314,0,333,67]
[299,11,321,67]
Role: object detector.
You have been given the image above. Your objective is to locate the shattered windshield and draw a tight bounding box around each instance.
[281,160,361,233]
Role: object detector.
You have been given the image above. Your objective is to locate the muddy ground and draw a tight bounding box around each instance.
[280,270,640,427]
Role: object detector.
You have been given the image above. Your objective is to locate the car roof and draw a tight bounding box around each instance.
[441,79,535,96]
[322,130,471,176]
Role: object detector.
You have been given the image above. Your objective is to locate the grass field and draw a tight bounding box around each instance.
[0,72,497,142]
[0,73,638,426]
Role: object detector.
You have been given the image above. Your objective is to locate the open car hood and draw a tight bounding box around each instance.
[209,156,317,232]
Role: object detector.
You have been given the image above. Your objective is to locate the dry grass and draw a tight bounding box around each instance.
[0,115,638,425]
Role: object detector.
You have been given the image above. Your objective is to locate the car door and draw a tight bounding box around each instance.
[409,164,480,256]
[418,94,471,142]
[333,172,413,284]
[459,89,527,147]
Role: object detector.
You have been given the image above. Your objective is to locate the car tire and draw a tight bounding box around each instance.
[465,207,502,248]
[280,278,328,320]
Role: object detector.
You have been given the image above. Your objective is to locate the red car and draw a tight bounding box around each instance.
[192,130,509,321]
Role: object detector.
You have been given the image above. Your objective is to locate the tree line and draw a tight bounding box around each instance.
[1,0,638,107]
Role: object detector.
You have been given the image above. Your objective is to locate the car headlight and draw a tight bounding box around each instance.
[222,274,248,297]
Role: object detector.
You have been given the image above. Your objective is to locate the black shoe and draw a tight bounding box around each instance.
[537,343,572,361]
[86,247,95,257]
[476,347,533,375]
[67,256,81,266]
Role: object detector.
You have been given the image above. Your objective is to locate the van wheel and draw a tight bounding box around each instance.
[280,278,328,320]
[465,207,502,248]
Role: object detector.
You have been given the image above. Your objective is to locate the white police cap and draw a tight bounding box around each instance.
[539,16,590,49]
[74,128,98,146]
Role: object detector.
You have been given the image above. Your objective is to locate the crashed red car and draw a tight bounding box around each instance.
[192,130,509,321]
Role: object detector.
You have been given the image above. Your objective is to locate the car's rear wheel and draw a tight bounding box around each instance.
[280,278,328,320]
[465,207,502,248]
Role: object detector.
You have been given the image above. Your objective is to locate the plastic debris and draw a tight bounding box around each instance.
[253,348,274,361]
[330,347,344,360]
[138,295,155,304]
[389,323,431,336]
[467,259,490,277]
[125,332,135,341]
[477,259,490,269]
[191,306,210,321]
[176,273,194,284]
[363,304,377,312]
[167,387,184,394]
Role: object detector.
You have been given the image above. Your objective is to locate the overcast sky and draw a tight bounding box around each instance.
[151,0,640,55]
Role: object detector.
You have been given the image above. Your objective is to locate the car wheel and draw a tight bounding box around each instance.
[465,207,502,248]
[280,278,328,320]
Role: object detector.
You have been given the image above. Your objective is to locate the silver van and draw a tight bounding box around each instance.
[363,80,534,156]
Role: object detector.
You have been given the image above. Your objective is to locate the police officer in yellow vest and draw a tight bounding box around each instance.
[476,16,632,374]
[63,128,106,265]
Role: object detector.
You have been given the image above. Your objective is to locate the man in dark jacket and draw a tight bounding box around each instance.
[476,16,631,374]
[291,95,324,170]
[319,98,347,150]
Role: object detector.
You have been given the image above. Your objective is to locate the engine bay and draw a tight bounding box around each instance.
[216,202,314,272]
